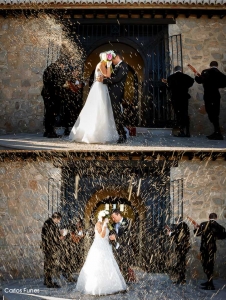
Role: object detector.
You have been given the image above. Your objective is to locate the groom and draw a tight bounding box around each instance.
[99,50,129,144]
[109,209,136,283]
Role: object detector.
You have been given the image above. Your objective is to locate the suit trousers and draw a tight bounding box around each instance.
[110,98,126,137]
[114,246,131,282]
[44,252,60,284]
[175,250,187,281]
[172,99,189,131]
[201,250,215,282]
[204,96,220,132]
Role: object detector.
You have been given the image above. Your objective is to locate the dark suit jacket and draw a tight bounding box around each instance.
[170,221,191,254]
[167,72,194,105]
[194,220,226,254]
[112,218,134,267]
[41,62,70,109]
[41,218,62,255]
[195,67,226,100]
[110,218,132,250]
[103,61,129,104]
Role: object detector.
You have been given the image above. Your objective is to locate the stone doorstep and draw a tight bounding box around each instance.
[55,127,173,137]
[136,127,173,137]
[55,127,173,134]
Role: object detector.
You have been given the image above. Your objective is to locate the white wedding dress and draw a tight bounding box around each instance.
[69,64,119,143]
[75,225,127,295]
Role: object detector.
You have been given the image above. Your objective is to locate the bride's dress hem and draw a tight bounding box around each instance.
[76,288,127,296]
[69,139,117,145]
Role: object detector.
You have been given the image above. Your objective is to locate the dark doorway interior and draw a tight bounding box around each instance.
[65,20,178,127]
[58,159,177,272]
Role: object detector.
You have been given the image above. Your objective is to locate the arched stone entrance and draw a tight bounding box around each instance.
[84,188,146,228]
[61,159,173,271]
[65,21,175,127]
[82,43,144,126]
[83,188,146,267]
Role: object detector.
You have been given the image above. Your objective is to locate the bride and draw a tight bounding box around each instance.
[75,210,127,295]
[69,51,119,144]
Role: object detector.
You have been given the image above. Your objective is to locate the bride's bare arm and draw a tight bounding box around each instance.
[96,222,107,238]
[99,62,111,78]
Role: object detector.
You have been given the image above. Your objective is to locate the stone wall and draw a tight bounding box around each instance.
[169,16,226,136]
[0,160,61,280]
[1,15,226,135]
[0,14,82,135]
[1,158,225,281]
[171,159,226,280]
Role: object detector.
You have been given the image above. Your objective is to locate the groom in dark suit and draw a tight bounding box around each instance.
[102,50,129,143]
[110,209,136,283]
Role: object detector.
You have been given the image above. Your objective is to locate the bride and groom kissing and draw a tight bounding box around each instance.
[75,209,136,295]
[69,50,129,144]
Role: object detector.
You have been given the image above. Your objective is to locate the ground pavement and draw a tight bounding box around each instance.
[0,129,226,151]
[1,272,226,300]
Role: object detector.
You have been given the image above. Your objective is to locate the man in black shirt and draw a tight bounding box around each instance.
[194,213,226,290]
[195,61,226,140]
[41,212,63,288]
[165,66,194,137]
[41,57,68,138]
[167,216,191,284]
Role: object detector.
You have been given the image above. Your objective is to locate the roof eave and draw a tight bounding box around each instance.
[0,4,226,11]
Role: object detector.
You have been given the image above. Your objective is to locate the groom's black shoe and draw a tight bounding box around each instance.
[117,135,127,144]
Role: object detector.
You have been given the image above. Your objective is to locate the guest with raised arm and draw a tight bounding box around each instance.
[195,61,226,140]
[193,213,226,290]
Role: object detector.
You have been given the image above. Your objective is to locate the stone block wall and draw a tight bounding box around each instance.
[171,160,226,280]
[0,159,226,280]
[0,14,82,135]
[0,160,61,280]
[169,16,226,136]
[1,14,226,135]
[0,15,63,134]
[0,15,55,134]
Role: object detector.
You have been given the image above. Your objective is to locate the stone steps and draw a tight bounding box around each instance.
[55,127,173,137]
[135,127,172,137]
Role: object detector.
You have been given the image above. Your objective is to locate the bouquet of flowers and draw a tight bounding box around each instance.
[100,50,116,72]
[106,50,116,61]
[97,209,114,231]
[100,50,116,62]
[98,209,110,222]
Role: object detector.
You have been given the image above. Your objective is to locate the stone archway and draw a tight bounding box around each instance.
[82,43,144,125]
[84,188,146,229]
[83,188,146,266]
